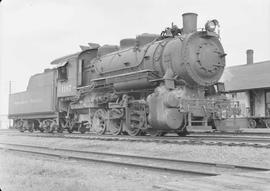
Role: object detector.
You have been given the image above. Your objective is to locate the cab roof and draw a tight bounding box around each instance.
[50,52,80,66]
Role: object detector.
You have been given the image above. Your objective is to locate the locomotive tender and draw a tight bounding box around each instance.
[9,13,232,136]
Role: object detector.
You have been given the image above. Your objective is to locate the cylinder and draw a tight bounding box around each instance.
[182,13,198,34]
[246,49,254,65]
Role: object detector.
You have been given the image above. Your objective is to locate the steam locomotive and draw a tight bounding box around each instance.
[9,13,234,136]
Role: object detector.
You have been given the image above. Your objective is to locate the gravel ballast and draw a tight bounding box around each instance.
[1,134,270,168]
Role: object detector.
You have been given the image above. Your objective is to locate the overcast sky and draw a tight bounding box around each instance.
[0,0,270,115]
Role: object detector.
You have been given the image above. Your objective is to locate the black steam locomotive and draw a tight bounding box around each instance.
[9,13,234,136]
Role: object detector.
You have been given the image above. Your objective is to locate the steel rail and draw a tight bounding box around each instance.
[0,142,269,173]
[2,131,270,143]
[2,130,270,141]
[2,128,270,137]
[187,135,270,142]
[0,142,218,176]
[1,131,270,148]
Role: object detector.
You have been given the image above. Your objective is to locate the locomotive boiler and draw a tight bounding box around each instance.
[9,12,232,136]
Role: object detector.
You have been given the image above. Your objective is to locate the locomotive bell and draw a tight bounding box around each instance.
[182,13,198,34]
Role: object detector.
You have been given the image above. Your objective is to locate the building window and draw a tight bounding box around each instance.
[266,91,270,116]
[232,93,237,99]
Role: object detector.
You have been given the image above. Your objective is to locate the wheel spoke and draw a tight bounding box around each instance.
[123,121,141,136]
[93,109,107,135]
[248,119,256,128]
[264,119,270,128]
[109,119,122,135]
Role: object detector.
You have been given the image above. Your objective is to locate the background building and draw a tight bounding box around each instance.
[221,50,270,128]
[0,114,10,129]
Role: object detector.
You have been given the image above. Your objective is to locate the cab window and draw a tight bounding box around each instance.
[58,62,68,81]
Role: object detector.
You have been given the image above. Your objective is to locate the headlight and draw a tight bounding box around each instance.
[205,19,219,32]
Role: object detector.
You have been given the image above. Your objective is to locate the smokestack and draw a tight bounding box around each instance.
[182,13,198,34]
[246,49,254,65]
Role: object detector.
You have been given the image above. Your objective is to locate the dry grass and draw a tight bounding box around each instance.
[0,152,88,191]
[1,134,269,168]
[1,134,270,190]
[0,150,188,191]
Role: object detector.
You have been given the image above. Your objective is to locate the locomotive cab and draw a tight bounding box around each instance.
[77,48,99,87]
[51,53,80,98]
[57,63,68,81]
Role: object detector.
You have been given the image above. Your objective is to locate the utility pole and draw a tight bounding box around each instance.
[8,80,11,128]
[9,80,11,95]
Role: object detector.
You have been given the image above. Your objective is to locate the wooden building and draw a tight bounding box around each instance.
[220,50,270,128]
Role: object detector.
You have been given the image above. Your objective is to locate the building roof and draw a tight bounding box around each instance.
[220,60,270,92]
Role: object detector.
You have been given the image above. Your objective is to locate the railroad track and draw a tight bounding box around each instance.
[0,142,269,177]
[188,134,270,143]
[192,131,270,137]
[1,130,270,148]
[3,129,270,141]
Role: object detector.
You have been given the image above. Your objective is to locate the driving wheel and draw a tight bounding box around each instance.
[123,120,142,136]
[248,119,256,128]
[109,119,122,135]
[92,109,107,135]
[264,119,270,128]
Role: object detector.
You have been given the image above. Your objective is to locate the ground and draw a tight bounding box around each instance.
[0,134,270,190]
[0,150,192,191]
